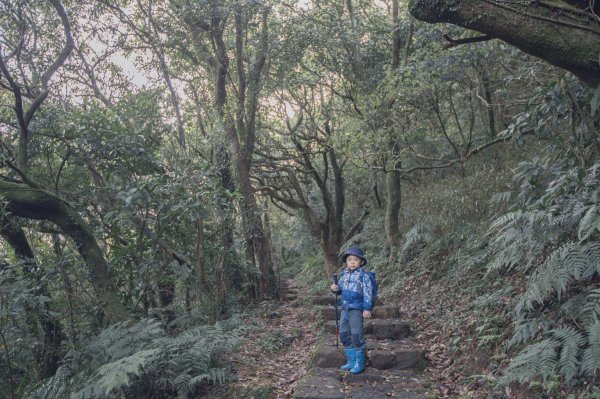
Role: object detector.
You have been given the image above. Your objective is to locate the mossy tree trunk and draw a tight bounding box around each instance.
[408,0,600,86]
[0,181,130,323]
[383,0,409,254]
[385,166,402,251]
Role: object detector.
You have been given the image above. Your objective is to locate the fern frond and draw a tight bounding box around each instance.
[584,243,600,275]
[85,318,164,366]
[486,243,525,274]
[509,319,541,348]
[74,348,160,399]
[583,289,600,324]
[401,224,430,253]
[22,362,74,399]
[490,191,512,205]
[489,211,523,233]
[581,322,600,377]
[552,326,585,383]
[578,205,600,242]
[516,243,597,315]
[500,339,559,384]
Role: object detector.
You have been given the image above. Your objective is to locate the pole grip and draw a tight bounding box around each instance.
[333,273,338,285]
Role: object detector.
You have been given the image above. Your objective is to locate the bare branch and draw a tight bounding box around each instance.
[24,0,74,126]
[442,33,493,49]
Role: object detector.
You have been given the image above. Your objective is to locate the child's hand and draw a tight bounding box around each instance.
[363,310,372,319]
[331,284,339,292]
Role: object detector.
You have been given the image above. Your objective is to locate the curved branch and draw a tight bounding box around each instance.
[442,33,493,49]
[409,0,600,86]
[24,0,75,125]
[0,180,131,323]
[398,129,534,176]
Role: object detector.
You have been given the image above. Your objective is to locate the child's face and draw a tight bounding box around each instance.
[345,255,364,270]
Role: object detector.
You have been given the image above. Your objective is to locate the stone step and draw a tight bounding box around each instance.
[320,305,399,320]
[324,319,412,340]
[368,349,426,371]
[293,368,344,399]
[348,387,431,399]
[310,343,425,371]
[295,368,432,399]
[311,295,336,306]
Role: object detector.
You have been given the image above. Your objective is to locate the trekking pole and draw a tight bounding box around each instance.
[333,273,339,348]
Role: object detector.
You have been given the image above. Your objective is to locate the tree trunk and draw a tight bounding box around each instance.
[481,69,496,139]
[384,0,405,253]
[194,217,207,293]
[235,155,275,297]
[322,239,340,279]
[211,17,242,307]
[385,166,402,250]
[0,219,63,378]
[229,5,275,298]
[52,234,78,344]
[345,0,364,81]
[0,182,130,323]
[409,0,600,86]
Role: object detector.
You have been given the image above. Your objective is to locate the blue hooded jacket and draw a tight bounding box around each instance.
[338,267,374,311]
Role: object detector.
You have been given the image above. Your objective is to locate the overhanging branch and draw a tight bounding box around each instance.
[442,33,493,49]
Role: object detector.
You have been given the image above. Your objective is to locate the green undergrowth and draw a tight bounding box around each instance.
[294,132,600,397]
[381,149,600,397]
[20,316,246,399]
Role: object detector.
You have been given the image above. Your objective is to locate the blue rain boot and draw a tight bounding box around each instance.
[350,348,365,374]
[340,348,356,371]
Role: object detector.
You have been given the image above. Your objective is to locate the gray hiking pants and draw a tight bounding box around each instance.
[339,308,365,350]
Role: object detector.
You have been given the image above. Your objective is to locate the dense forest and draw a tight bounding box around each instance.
[0,0,599,398]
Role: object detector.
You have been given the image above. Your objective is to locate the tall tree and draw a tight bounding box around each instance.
[0,0,130,323]
[177,0,276,297]
[258,87,369,277]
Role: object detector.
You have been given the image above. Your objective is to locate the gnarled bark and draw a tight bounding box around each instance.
[0,181,130,323]
[409,0,600,86]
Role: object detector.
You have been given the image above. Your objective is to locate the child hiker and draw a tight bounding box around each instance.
[330,246,373,374]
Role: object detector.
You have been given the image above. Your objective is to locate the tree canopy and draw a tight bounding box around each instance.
[0,0,599,398]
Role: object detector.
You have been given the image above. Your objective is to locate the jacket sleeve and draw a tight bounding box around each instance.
[362,272,373,311]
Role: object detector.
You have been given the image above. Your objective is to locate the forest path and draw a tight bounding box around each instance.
[292,293,434,399]
[208,280,321,398]
[208,280,437,398]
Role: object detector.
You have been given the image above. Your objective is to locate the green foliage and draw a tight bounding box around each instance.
[591,84,600,117]
[500,339,560,384]
[488,158,600,388]
[24,316,245,399]
[255,331,288,354]
[296,252,329,294]
[401,224,431,254]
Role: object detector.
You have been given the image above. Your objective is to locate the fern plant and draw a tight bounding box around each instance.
[487,158,600,389]
[400,223,431,263]
[24,315,245,399]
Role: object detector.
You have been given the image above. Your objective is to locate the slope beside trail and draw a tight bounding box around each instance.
[206,281,321,398]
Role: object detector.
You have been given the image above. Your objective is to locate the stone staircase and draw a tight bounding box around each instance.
[292,295,432,399]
